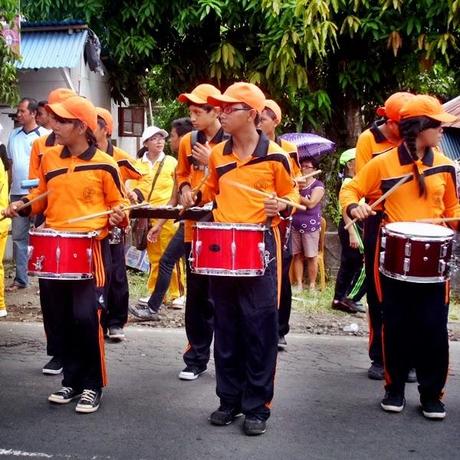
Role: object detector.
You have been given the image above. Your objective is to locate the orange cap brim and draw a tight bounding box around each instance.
[178,93,207,105]
[46,102,76,121]
[430,113,458,123]
[207,94,242,107]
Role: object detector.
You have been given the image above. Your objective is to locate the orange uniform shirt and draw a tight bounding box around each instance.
[201,132,299,226]
[339,145,460,226]
[29,132,57,180]
[278,138,301,178]
[176,128,228,242]
[22,145,126,238]
[104,143,142,183]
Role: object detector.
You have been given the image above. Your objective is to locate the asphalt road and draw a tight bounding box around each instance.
[1,323,460,459]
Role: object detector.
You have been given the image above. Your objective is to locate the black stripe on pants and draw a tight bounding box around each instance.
[209,229,278,421]
[183,242,214,368]
[363,212,383,365]
[381,275,449,401]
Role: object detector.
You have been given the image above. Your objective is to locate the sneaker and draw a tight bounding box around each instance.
[209,405,243,426]
[331,298,359,314]
[380,391,405,413]
[128,304,160,321]
[170,295,185,309]
[108,326,125,341]
[421,399,446,420]
[0,309,7,318]
[75,389,102,413]
[243,416,267,436]
[42,356,63,375]
[48,387,81,404]
[350,300,366,313]
[278,336,287,351]
[137,296,150,306]
[406,368,417,383]
[178,365,207,381]
[368,362,384,380]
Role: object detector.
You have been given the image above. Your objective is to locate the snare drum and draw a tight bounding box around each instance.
[28,229,97,280]
[190,222,266,276]
[379,222,454,283]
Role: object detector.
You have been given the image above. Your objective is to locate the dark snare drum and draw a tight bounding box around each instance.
[379,222,454,283]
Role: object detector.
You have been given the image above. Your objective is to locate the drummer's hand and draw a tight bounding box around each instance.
[264,195,286,217]
[147,224,163,243]
[179,186,196,208]
[349,229,359,249]
[350,203,375,221]
[3,200,24,218]
[127,190,139,204]
[192,142,211,166]
[295,176,307,189]
[109,206,126,226]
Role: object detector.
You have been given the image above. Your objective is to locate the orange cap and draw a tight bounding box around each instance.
[96,107,113,135]
[47,88,76,105]
[208,82,266,113]
[376,92,414,122]
[47,96,97,132]
[399,95,457,123]
[264,99,282,122]
[178,84,221,105]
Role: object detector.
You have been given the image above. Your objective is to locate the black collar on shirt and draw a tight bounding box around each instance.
[369,120,387,143]
[223,130,270,157]
[196,127,228,145]
[45,132,56,147]
[60,144,97,161]
[105,142,114,156]
[397,144,434,167]
[20,126,41,136]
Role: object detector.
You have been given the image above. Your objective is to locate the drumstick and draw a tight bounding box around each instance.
[0,191,49,221]
[227,180,307,211]
[67,202,149,224]
[297,169,322,181]
[416,216,460,223]
[178,172,209,216]
[344,173,412,230]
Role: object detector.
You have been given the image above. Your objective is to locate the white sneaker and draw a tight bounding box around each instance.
[170,295,185,309]
[0,309,7,318]
[138,296,150,306]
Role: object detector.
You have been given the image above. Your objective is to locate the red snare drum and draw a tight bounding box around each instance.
[379,222,454,283]
[28,229,97,280]
[190,222,266,276]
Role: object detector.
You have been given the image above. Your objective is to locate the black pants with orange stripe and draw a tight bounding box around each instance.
[363,212,383,365]
[381,276,449,400]
[209,229,278,421]
[183,243,214,369]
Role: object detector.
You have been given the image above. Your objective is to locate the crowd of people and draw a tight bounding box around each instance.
[0,82,458,433]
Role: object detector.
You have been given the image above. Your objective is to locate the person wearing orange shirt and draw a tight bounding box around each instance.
[340,95,459,420]
[95,107,142,341]
[259,99,302,351]
[191,82,298,436]
[4,95,127,414]
[355,92,415,381]
[175,83,226,381]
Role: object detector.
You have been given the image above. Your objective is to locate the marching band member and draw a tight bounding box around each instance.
[340,95,459,420]
[4,95,127,413]
[196,82,298,435]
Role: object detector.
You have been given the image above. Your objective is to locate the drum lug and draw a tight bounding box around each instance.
[27,245,33,259]
[195,241,202,256]
[231,241,236,270]
[258,242,265,267]
[440,243,449,258]
[438,259,447,275]
[86,248,92,265]
[380,236,386,249]
[404,241,411,257]
[379,251,385,268]
[403,258,410,275]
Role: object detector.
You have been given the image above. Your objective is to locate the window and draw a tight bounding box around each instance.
[118,106,144,137]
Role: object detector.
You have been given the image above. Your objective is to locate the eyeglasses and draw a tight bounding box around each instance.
[221,106,252,114]
[301,165,314,170]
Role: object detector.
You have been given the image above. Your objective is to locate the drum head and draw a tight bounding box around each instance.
[385,222,454,238]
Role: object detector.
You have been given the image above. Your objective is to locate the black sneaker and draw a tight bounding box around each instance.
[128,304,160,321]
[278,336,287,351]
[209,405,243,426]
[42,356,63,375]
[243,416,267,436]
[178,365,207,381]
[331,299,359,314]
[406,368,417,383]
[380,391,405,413]
[350,299,366,313]
[108,326,125,341]
[368,362,384,380]
[48,387,81,404]
[75,389,102,413]
[421,399,446,420]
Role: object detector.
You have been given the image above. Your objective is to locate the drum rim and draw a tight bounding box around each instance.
[29,229,98,238]
[379,267,449,284]
[384,221,454,238]
[194,222,266,231]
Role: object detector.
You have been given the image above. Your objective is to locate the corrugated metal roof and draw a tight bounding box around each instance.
[443,96,460,129]
[16,29,87,70]
[440,129,460,161]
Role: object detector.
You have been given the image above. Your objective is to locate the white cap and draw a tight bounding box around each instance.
[141,125,168,144]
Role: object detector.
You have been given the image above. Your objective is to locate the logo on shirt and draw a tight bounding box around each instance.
[82,187,96,204]
[253,179,272,192]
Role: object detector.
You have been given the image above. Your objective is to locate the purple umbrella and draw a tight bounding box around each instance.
[280,133,335,160]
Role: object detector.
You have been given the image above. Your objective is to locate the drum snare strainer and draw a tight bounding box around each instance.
[379,222,454,283]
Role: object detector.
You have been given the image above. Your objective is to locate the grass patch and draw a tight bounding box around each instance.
[127,268,149,300]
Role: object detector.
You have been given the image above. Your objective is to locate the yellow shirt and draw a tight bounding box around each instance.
[0,161,10,233]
